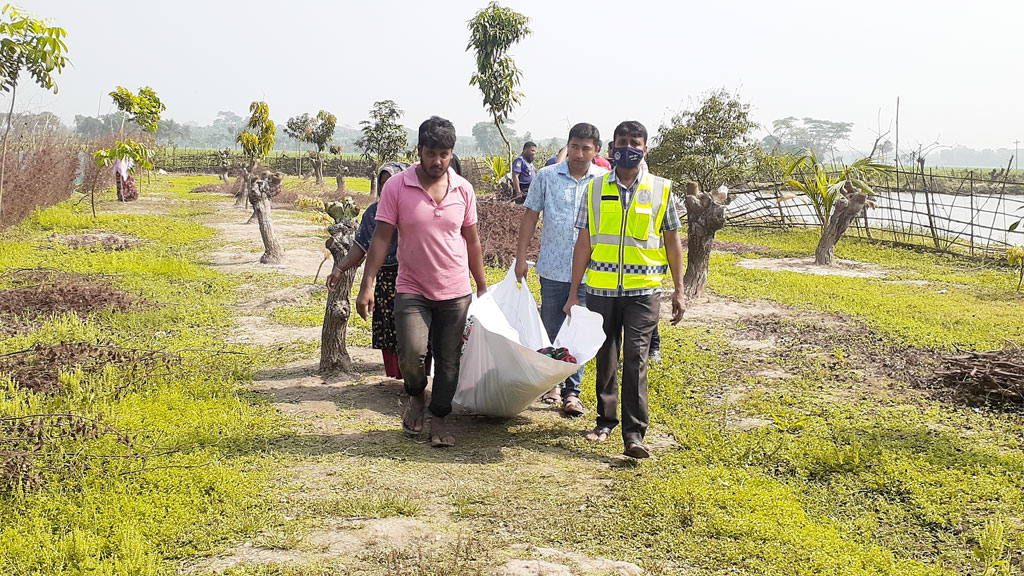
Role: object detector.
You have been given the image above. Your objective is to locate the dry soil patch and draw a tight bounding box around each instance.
[737,256,887,278]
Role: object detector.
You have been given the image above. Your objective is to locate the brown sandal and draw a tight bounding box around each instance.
[585,427,611,442]
[429,416,455,448]
[561,395,585,417]
[540,387,560,405]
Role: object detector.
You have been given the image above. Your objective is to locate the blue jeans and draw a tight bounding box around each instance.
[539,276,587,398]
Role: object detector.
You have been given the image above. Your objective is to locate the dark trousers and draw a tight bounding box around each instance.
[539,276,587,398]
[394,292,472,418]
[586,293,660,445]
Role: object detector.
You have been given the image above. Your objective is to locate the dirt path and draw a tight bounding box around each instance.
[105,185,915,575]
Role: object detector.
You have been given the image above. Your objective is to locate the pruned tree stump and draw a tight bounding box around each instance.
[683,182,730,298]
[244,167,285,264]
[320,219,358,374]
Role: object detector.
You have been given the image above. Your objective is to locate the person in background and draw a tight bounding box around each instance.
[545,146,566,167]
[327,161,408,379]
[564,120,686,459]
[515,123,608,416]
[113,157,138,202]
[357,116,487,448]
[512,141,538,204]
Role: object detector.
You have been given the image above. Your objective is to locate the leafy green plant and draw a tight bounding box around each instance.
[0,4,69,222]
[781,151,888,230]
[283,110,335,185]
[108,86,165,136]
[974,518,1012,576]
[237,101,276,170]
[467,2,531,168]
[1008,246,1024,292]
[92,138,154,171]
[481,155,510,185]
[647,89,761,194]
[355,99,407,174]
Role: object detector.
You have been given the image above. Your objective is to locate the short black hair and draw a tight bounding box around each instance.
[567,123,601,148]
[613,121,647,145]
[418,116,456,150]
[523,141,536,149]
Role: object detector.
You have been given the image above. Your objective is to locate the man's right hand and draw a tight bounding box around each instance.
[562,293,579,317]
[356,286,374,320]
[514,258,529,284]
[326,268,343,292]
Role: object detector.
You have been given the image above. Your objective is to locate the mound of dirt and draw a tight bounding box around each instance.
[477,200,539,267]
[0,341,174,393]
[51,233,142,251]
[191,183,228,195]
[0,270,140,317]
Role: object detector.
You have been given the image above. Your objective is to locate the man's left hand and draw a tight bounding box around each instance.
[670,290,686,324]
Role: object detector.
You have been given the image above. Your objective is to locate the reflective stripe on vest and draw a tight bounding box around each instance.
[585,172,671,291]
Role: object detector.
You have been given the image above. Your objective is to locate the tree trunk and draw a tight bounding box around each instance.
[336,173,345,191]
[313,155,324,186]
[682,182,729,299]
[246,169,285,264]
[320,220,358,374]
[815,181,868,266]
[0,82,16,222]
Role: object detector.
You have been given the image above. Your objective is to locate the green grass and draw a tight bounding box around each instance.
[0,176,289,575]
[708,228,1024,349]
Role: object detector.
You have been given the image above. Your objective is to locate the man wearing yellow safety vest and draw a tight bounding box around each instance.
[563,120,686,459]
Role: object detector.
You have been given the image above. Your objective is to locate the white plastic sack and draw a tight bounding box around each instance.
[454,265,606,417]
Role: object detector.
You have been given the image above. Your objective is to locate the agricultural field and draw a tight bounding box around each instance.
[1,173,1023,576]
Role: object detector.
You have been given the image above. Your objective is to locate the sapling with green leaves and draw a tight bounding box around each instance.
[355,100,406,195]
[93,86,165,208]
[467,2,530,171]
[284,110,336,186]
[0,4,69,221]
[237,101,285,263]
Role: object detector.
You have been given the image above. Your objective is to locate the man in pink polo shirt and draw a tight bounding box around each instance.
[356,116,487,448]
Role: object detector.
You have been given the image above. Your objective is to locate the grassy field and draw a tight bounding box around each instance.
[1,174,1022,575]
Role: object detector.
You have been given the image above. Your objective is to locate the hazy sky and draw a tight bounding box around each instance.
[13,0,1024,154]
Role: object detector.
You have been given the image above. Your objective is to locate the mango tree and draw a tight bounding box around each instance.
[284,110,335,186]
[467,2,530,170]
[0,4,69,221]
[237,101,284,264]
[648,90,757,296]
[355,99,406,195]
[781,152,888,265]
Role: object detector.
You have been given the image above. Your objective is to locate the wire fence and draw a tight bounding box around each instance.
[150,148,373,178]
[726,168,1024,258]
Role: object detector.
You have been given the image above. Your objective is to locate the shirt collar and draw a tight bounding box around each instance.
[556,159,610,179]
[608,166,647,189]
[404,162,461,193]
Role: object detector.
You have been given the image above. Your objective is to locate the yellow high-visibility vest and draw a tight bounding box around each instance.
[585,171,671,291]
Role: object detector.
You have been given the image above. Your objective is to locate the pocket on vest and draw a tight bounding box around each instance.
[627,207,652,241]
